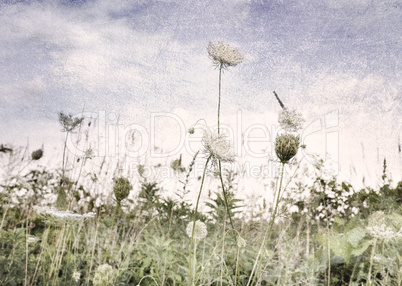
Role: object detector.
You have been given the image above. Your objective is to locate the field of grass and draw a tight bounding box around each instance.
[1,42,401,285]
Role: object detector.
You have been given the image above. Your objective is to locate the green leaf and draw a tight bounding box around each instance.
[329,235,352,264]
[351,240,374,257]
[346,227,367,248]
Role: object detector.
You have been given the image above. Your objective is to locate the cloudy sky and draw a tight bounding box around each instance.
[0,0,401,191]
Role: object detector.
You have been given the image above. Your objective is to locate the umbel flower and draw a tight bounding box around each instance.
[186,220,208,240]
[208,42,244,68]
[93,264,116,286]
[275,134,300,163]
[72,271,81,282]
[202,129,235,164]
[278,108,305,133]
[33,206,95,222]
[366,211,402,242]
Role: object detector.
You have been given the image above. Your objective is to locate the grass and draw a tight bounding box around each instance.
[1,42,401,285]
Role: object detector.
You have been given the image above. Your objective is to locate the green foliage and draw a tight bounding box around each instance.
[170,154,185,173]
[113,177,133,205]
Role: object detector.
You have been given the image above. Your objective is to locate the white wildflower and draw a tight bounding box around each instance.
[208,42,244,68]
[93,264,116,286]
[351,207,359,215]
[202,130,235,164]
[33,206,95,222]
[366,211,402,242]
[278,108,305,133]
[186,220,208,240]
[72,271,81,282]
[26,235,39,244]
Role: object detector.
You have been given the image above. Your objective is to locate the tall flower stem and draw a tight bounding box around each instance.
[62,132,69,179]
[216,62,236,233]
[217,63,223,135]
[189,155,211,285]
[247,162,285,286]
[368,238,377,286]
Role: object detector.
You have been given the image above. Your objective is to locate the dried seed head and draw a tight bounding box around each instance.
[275,134,300,163]
[113,177,132,204]
[186,220,208,240]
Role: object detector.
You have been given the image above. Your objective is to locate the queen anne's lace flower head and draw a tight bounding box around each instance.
[366,211,402,242]
[72,271,81,282]
[278,108,305,133]
[208,42,244,68]
[186,220,208,240]
[93,264,116,286]
[33,206,95,222]
[202,129,235,164]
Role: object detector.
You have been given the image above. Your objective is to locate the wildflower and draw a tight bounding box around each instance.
[83,148,95,159]
[366,211,402,241]
[186,220,208,240]
[72,271,81,282]
[278,108,305,133]
[202,129,235,164]
[93,264,116,286]
[275,133,300,163]
[208,42,244,68]
[33,206,95,222]
[26,235,39,244]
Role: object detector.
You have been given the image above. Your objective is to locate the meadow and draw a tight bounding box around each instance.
[1,42,401,286]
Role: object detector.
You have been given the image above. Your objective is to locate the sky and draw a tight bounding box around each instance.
[0,0,401,201]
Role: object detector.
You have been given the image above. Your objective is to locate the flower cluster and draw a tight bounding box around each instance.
[208,42,244,68]
[186,220,208,240]
[33,206,95,222]
[93,264,116,286]
[202,129,235,164]
[366,211,402,242]
[72,271,81,282]
[278,108,305,133]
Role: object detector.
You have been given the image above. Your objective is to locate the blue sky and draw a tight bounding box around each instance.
[0,0,401,188]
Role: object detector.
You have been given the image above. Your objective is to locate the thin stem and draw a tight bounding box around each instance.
[189,155,211,285]
[247,162,285,286]
[218,161,236,232]
[368,238,377,286]
[217,63,223,134]
[62,132,69,179]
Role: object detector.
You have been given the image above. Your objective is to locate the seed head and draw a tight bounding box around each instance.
[186,220,208,240]
[275,134,300,163]
[208,42,244,68]
[113,177,132,204]
[31,149,43,160]
[58,112,84,133]
[237,236,247,248]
